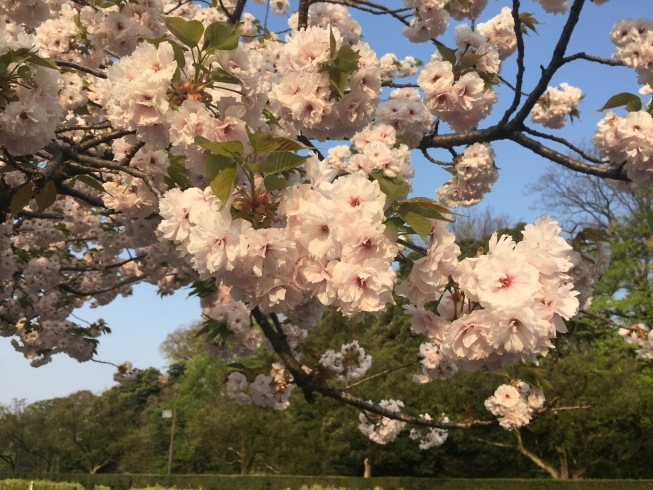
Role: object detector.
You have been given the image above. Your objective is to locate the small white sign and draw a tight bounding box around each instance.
[162,410,173,419]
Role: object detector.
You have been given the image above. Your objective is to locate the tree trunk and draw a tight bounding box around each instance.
[363,458,372,478]
[556,445,569,480]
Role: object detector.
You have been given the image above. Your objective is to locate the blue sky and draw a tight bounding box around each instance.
[1,0,649,404]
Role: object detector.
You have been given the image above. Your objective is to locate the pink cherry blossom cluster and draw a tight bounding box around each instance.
[530,83,583,129]
[358,399,406,444]
[401,0,448,44]
[202,286,264,358]
[113,361,140,383]
[412,342,458,383]
[1,0,50,29]
[0,185,197,366]
[318,340,372,382]
[379,53,420,82]
[449,0,488,21]
[534,0,570,15]
[405,217,579,373]
[158,170,397,317]
[436,142,498,208]
[593,109,653,190]
[477,7,517,61]
[226,364,294,410]
[409,413,449,449]
[104,41,177,148]
[376,88,432,149]
[418,26,500,132]
[619,324,653,360]
[288,3,362,45]
[610,18,653,84]
[444,218,579,370]
[0,63,63,156]
[326,124,414,182]
[398,220,460,306]
[484,381,545,429]
[270,26,381,140]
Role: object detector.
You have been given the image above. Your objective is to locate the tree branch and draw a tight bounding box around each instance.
[521,126,603,164]
[499,0,526,126]
[55,60,107,79]
[344,358,421,390]
[509,132,628,181]
[58,274,147,297]
[561,52,626,67]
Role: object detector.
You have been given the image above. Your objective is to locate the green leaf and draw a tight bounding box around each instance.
[519,12,540,34]
[478,70,500,89]
[168,40,186,70]
[162,17,204,48]
[329,68,348,99]
[518,367,552,390]
[251,152,308,175]
[598,92,642,112]
[17,65,32,84]
[76,175,105,193]
[26,53,58,70]
[397,209,432,241]
[188,280,218,298]
[203,21,240,51]
[400,197,454,220]
[437,44,457,66]
[272,136,308,152]
[333,45,361,72]
[210,67,241,84]
[205,153,234,181]
[370,171,409,199]
[167,164,193,190]
[247,127,279,154]
[194,136,244,157]
[457,53,484,71]
[227,362,250,370]
[210,165,238,209]
[263,174,291,191]
[10,184,34,218]
[34,181,57,212]
[384,216,415,234]
[493,368,511,378]
[73,104,90,116]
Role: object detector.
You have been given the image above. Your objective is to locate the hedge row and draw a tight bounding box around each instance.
[3,474,653,490]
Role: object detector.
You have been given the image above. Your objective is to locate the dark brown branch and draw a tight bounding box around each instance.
[253,307,495,430]
[32,144,66,193]
[508,0,587,126]
[561,52,626,67]
[55,182,105,208]
[59,254,147,272]
[509,132,628,181]
[397,238,427,254]
[228,0,248,23]
[345,358,421,390]
[56,122,113,133]
[297,0,310,30]
[59,274,147,297]
[381,81,419,88]
[77,129,134,151]
[55,60,107,79]
[421,148,451,167]
[499,0,526,126]
[521,126,603,164]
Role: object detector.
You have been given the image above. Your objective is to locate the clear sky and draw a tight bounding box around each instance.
[1,0,649,404]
